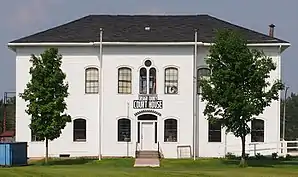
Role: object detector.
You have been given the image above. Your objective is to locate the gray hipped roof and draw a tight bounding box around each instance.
[10,15,289,44]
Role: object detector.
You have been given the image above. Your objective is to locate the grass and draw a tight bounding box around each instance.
[1,157,298,177]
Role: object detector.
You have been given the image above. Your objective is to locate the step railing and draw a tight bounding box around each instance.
[157,142,164,158]
[135,142,140,158]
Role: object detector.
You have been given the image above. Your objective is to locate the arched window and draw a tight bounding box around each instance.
[139,67,147,94]
[164,67,178,94]
[139,60,157,94]
[197,67,210,94]
[164,119,177,142]
[208,120,221,142]
[118,67,132,94]
[149,68,156,94]
[73,119,86,142]
[85,67,99,94]
[251,119,264,142]
[118,118,131,142]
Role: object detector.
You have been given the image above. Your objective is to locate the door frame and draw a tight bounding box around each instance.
[137,119,158,150]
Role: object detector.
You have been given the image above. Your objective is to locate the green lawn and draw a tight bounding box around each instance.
[1,158,298,177]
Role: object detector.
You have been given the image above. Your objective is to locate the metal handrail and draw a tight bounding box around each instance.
[158,142,163,159]
[135,142,138,158]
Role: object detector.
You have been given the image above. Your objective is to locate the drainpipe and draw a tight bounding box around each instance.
[98,28,103,160]
[193,29,198,160]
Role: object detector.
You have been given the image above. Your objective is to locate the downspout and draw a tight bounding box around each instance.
[98,28,103,160]
[278,44,282,153]
[193,29,198,160]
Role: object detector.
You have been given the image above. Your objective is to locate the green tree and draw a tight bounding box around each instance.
[200,30,284,166]
[281,93,298,141]
[20,48,71,163]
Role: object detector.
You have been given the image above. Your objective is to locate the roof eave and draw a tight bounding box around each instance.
[7,41,291,50]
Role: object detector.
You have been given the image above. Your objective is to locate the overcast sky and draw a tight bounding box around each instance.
[1,0,297,96]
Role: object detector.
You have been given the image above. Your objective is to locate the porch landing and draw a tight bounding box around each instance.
[134,158,160,167]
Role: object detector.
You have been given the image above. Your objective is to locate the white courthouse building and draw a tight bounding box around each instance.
[8,15,290,158]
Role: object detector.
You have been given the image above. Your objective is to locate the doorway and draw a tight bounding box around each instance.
[137,114,157,150]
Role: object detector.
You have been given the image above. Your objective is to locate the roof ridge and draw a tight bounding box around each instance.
[88,14,208,17]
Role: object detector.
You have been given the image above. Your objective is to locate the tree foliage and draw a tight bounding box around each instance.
[281,93,298,141]
[20,48,71,162]
[200,30,284,166]
[0,97,16,133]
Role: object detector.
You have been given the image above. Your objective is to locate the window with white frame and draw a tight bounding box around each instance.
[164,67,178,94]
[251,119,264,142]
[73,119,86,142]
[164,119,177,142]
[31,130,43,142]
[149,68,156,94]
[197,67,210,94]
[208,120,221,142]
[118,118,131,142]
[118,67,132,94]
[139,60,157,94]
[85,67,99,94]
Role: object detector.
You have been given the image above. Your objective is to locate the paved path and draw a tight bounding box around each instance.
[134,158,160,167]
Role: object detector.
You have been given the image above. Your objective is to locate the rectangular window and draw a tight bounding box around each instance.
[31,130,43,142]
[118,67,132,94]
[208,121,221,142]
[164,119,177,142]
[85,68,99,94]
[251,119,264,142]
[118,119,131,142]
[164,67,178,94]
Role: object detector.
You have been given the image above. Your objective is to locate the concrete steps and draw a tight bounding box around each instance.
[134,150,160,167]
[136,150,159,159]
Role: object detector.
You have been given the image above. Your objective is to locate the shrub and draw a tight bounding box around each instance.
[255,153,264,159]
[225,152,237,159]
[271,152,278,160]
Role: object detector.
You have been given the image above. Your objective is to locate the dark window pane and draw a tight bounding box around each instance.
[73,119,86,142]
[208,121,221,142]
[31,130,43,142]
[164,119,177,142]
[139,68,147,94]
[118,119,131,142]
[251,119,264,142]
[149,68,156,94]
[145,60,152,67]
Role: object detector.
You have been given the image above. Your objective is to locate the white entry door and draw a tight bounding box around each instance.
[141,122,155,150]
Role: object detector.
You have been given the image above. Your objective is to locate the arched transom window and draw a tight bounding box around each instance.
[85,67,99,94]
[139,60,156,94]
[197,67,211,94]
[164,67,178,94]
[118,67,132,94]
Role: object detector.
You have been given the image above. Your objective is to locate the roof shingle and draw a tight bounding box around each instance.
[10,15,289,44]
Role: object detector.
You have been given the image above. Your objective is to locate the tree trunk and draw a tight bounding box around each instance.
[45,138,49,164]
[239,135,247,167]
